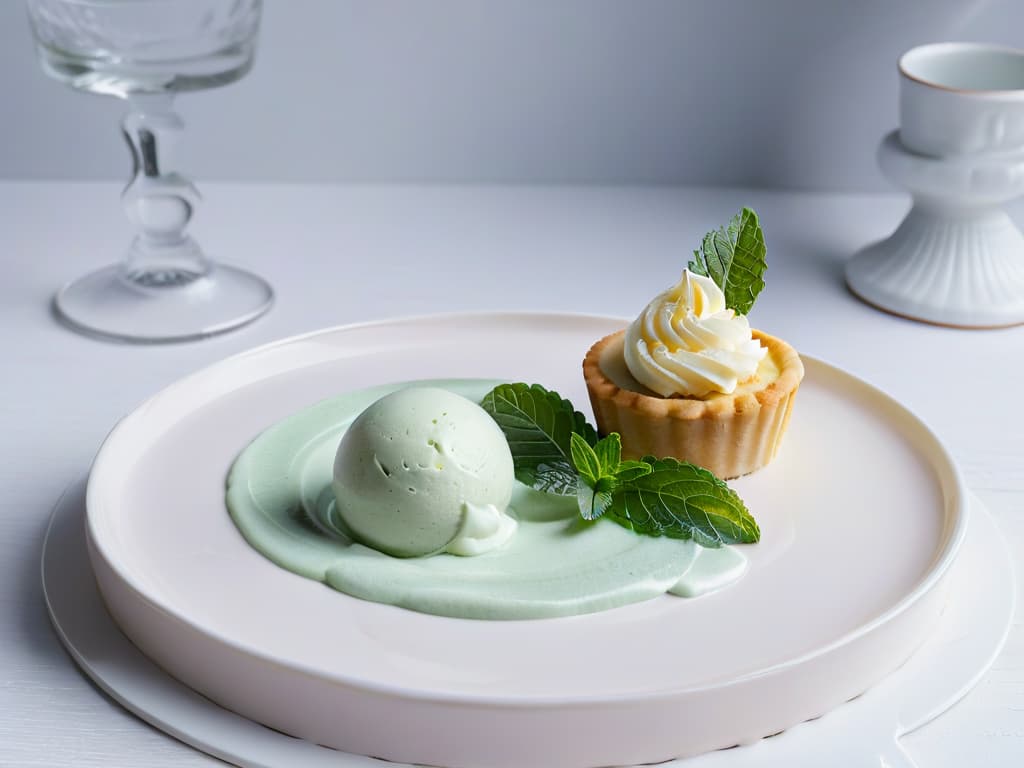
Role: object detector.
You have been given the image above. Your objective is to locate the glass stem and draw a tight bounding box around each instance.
[120,93,210,287]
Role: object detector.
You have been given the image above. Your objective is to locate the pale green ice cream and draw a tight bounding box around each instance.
[225,379,749,620]
[332,387,517,557]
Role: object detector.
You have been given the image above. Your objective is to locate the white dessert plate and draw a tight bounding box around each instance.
[85,313,968,768]
[45,479,1014,768]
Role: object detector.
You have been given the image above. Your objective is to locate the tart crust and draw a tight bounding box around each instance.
[583,329,804,479]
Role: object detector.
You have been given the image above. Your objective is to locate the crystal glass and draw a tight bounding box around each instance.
[27,0,273,342]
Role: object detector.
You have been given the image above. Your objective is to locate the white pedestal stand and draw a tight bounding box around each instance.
[846,131,1024,327]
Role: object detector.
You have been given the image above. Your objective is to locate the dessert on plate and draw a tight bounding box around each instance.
[226,378,758,619]
[224,209,810,621]
[79,281,966,768]
[584,207,804,478]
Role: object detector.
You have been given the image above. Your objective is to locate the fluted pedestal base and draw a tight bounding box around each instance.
[846,132,1024,328]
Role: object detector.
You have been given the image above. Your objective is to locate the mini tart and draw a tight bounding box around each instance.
[583,329,804,479]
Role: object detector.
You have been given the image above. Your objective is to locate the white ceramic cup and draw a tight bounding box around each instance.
[899,42,1024,157]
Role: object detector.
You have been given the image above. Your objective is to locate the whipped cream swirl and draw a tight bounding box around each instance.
[624,270,767,397]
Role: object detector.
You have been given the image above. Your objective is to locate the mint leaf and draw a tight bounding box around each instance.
[570,433,602,486]
[688,207,767,315]
[572,434,622,520]
[578,479,614,521]
[482,385,759,548]
[592,432,622,476]
[481,383,598,495]
[533,462,578,495]
[608,457,759,548]
[615,460,652,483]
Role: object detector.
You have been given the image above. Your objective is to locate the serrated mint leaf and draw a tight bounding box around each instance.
[687,207,767,315]
[482,387,760,548]
[532,461,578,496]
[608,457,759,548]
[592,433,622,477]
[481,383,598,494]
[578,486,613,521]
[614,460,652,484]
[570,432,602,486]
[689,229,727,287]
[578,477,615,521]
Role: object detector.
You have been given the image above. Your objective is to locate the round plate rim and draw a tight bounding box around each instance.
[45,478,1015,768]
[84,311,969,705]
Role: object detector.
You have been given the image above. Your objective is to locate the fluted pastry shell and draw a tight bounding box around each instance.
[583,329,803,479]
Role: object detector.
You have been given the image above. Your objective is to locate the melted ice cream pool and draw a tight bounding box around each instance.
[225,380,749,620]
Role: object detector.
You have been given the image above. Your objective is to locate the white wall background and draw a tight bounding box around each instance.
[3,0,1023,189]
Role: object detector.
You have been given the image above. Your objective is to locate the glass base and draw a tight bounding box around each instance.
[54,263,273,343]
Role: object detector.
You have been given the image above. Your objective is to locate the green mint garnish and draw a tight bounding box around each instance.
[570,433,620,520]
[569,431,607,488]
[481,384,759,547]
[604,457,759,548]
[531,462,579,496]
[480,383,597,496]
[569,433,757,546]
[688,206,767,315]
[577,480,615,522]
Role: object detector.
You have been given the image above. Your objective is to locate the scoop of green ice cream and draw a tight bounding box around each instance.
[332,387,516,557]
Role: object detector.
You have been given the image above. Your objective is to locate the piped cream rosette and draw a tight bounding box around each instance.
[584,271,803,479]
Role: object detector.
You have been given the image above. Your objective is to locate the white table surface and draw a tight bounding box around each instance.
[1,181,1021,767]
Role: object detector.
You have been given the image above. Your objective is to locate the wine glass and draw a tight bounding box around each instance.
[27,0,273,343]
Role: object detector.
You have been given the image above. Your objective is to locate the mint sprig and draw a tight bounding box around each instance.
[569,433,756,546]
[688,206,767,315]
[607,457,759,548]
[570,433,623,520]
[480,383,597,496]
[481,384,759,547]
